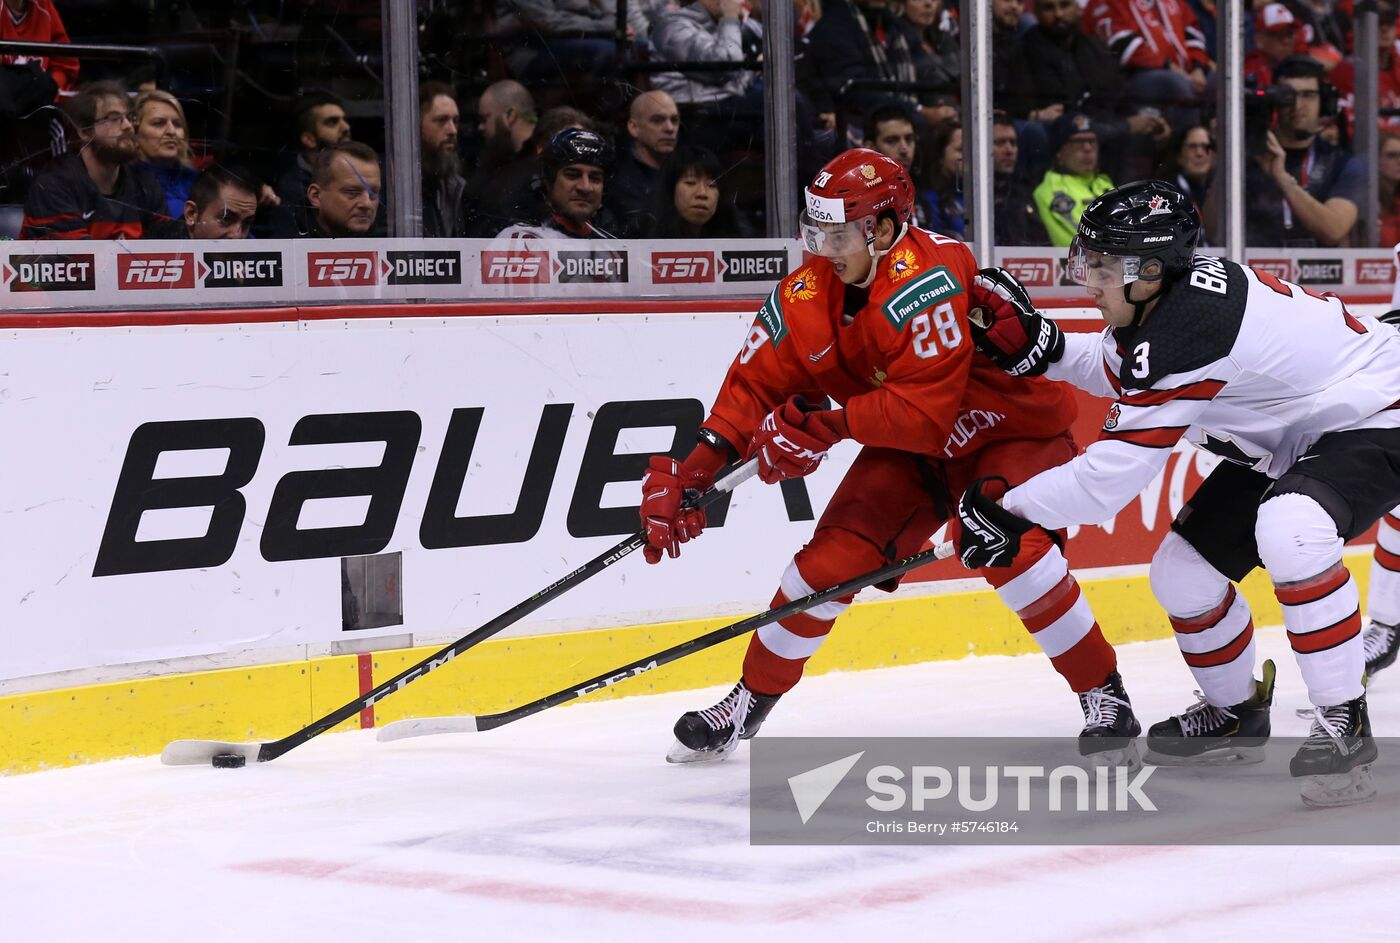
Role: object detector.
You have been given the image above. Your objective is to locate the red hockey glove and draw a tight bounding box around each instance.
[640,456,714,564]
[947,476,1037,569]
[968,266,1064,377]
[748,396,850,484]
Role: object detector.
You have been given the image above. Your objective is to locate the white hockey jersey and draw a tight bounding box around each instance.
[1004,256,1400,529]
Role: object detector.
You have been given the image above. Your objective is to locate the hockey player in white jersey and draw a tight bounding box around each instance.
[956,179,1400,806]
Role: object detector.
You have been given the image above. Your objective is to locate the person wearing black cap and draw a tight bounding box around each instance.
[1032,110,1114,247]
[496,127,621,239]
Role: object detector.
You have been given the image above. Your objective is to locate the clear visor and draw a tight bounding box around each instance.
[1065,242,1141,289]
[800,210,875,258]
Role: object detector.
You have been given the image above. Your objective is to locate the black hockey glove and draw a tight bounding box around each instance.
[1379,309,1400,328]
[967,266,1064,377]
[951,476,1038,569]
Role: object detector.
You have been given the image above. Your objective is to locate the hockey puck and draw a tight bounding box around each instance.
[211,753,246,769]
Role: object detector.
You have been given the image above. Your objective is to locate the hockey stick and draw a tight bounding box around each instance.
[376,538,955,741]
[160,459,758,767]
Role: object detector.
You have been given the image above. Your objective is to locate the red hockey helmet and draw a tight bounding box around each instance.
[800,148,915,257]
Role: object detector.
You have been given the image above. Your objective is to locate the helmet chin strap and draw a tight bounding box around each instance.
[1123,275,1167,327]
[855,221,909,289]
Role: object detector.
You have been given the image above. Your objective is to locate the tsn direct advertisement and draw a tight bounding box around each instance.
[0,237,1392,684]
[0,238,805,310]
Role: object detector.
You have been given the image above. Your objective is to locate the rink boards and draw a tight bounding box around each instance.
[0,293,1391,773]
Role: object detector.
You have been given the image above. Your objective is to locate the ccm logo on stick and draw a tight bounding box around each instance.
[481,250,549,284]
[651,252,714,283]
[118,253,195,289]
[308,252,378,287]
[92,399,817,576]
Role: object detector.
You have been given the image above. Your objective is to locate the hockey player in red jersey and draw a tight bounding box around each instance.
[958,179,1400,806]
[641,148,1136,764]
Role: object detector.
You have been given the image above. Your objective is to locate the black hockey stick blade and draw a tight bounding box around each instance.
[160,459,757,766]
[376,539,954,742]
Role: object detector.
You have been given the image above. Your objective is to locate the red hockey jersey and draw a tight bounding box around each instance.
[701,228,1078,463]
[1081,0,1211,73]
[0,0,78,92]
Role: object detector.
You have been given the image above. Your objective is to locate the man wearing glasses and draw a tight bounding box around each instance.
[20,81,165,239]
[1237,55,1361,248]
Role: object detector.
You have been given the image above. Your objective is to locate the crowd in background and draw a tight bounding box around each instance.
[0,0,1395,248]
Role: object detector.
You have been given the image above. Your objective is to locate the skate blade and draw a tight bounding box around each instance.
[665,736,739,765]
[1143,742,1266,767]
[1081,741,1142,775]
[1300,764,1377,808]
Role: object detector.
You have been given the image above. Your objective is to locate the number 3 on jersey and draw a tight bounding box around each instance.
[912,301,962,359]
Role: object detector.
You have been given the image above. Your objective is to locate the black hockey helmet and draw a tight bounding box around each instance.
[1068,179,1200,286]
[541,127,614,181]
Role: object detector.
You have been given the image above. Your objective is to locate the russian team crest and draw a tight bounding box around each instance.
[785,267,819,302]
[886,246,920,282]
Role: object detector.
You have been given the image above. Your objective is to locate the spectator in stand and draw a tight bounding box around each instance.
[497,0,650,82]
[901,0,959,97]
[923,117,964,239]
[806,0,937,128]
[21,82,164,239]
[992,113,1049,246]
[1380,130,1400,247]
[497,128,620,240]
[1221,55,1361,247]
[863,101,936,228]
[1153,124,1213,221]
[1290,0,1350,72]
[478,105,593,237]
[1012,0,1170,181]
[419,80,466,238]
[608,91,681,236]
[1081,0,1213,127]
[132,90,198,221]
[994,0,1034,38]
[652,0,752,105]
[1331,1,1400,133]
[466,80,539,238]
[0,0,77,96]
[644,145,745,238]
[1245,3,1302,89]
[147,164,260,240]
[270,92,351,235]
[990,0,1026,116]
[1033,110,1114,247]
[305,141,381,238]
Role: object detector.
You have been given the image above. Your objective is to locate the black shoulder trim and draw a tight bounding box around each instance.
[1119,256,1245,389]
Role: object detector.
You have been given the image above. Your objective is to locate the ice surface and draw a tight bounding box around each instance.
[4,629,1399,942]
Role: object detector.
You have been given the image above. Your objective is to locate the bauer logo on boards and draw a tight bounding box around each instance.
[481,250,549,284]
[308,251,378,287]
[117,253,196,290]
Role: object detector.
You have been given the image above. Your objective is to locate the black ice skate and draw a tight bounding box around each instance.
[1077,672,1142,767]
[665,680,781,765]
[1363,621,1399,680]
[1291,696,1379,808]
[1145,660,1275,766]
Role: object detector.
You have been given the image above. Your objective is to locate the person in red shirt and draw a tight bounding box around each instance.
[1245,3,1305,90]
[1380,130,1400,247]
[1081,0,1212,125]
[645,148,1138,764]
[1331,1,1400,132]
[0,0,78,93]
